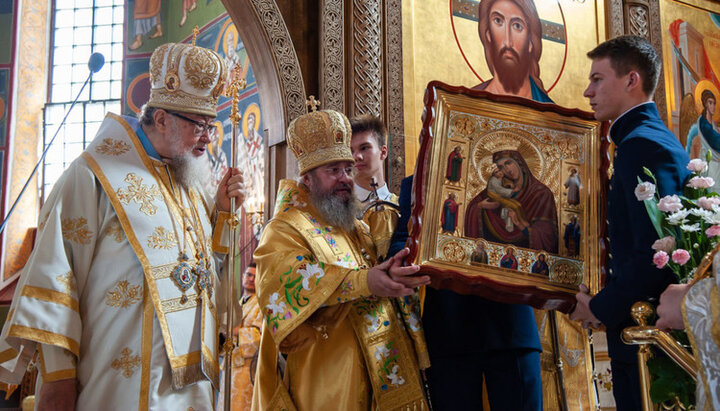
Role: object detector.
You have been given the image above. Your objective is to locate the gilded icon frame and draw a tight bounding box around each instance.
[408,82,610,312]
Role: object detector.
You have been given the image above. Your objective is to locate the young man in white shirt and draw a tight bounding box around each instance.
[350,115,396,205]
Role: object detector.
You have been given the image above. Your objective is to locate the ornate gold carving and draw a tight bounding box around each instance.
[56,271,76,295]
[628,5,648,37]
[184,46,219,90]
[106,281,142,308]
[111,347,141,378]
[352,0,382,116]
[320,0,345,112]
[61,217,93,245]
[147,227,177,250]
[452,116,477,137]
[249,0,307,121]
[116,173,162,216]
[550,260,582,285]
[105,219,125,243]
[442,241,466,263]
[95,138,131,156]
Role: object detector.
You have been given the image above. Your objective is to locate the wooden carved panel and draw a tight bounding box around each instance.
[249,0,307,123]
[385,0,405,192]
[320,0,345,112]
[606,0,668,124]
[352,0,383,117]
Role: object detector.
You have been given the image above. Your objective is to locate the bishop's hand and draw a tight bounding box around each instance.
[216,168,245,212]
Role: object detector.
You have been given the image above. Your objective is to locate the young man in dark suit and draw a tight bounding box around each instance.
[570,35,690,410]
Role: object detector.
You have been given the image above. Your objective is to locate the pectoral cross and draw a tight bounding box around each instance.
[306,95,321,112]
[192,26,199,46]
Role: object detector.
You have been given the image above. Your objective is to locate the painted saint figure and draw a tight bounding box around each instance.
[464,150,558,253]
[564,168,582,206]
[446,146,463,183]
[531,253,549,275]
[500,247,519,270]
[563,214,581,257]
[473,0,552,102]
[694,89,720,183]
[129,0,163,51]
[441,192,460,234]
[470,241,489,264]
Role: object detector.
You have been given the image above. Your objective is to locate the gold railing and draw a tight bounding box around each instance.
[622,301,697,410]
[620,243,719,410]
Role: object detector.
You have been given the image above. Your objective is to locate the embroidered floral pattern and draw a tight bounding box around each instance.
[336,252,359,269]
[374,341,405,389]
[111,347,141,378]
[264,255,325,333]
[354,298,388,333]
[146,227,177,249]
[55,271,76,295]
[95,138,131,156]
[106,280,142,308]
[116,173,162,216]
[275,186,306,213]
[397,295,423,332]
[61,217,93,244]
[105,219,124,243]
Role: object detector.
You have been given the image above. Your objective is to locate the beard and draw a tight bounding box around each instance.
[491,45,530,94]
[305,175,361,233]
[169,152,211,189]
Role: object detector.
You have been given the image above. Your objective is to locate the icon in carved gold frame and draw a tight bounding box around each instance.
[408,81,609,312]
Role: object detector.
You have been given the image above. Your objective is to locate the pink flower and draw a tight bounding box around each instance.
[651,236,676,253]
[698,196,720,210]
[634,182,656,201]
[671,249,691,266]
[653,251,669,269]
[688,176,715,189]
[657,195,683,213]
[706,225,720,237]
[687,159,708,173]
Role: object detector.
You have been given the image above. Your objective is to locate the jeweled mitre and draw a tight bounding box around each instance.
[147,43,227,118]
[287,110,354,175]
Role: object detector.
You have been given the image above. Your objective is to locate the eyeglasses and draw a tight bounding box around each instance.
[167,111,216,137]
[320,164,356,179]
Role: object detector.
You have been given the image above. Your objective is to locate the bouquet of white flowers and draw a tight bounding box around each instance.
[634,156,717,407]
[635,158,719,283]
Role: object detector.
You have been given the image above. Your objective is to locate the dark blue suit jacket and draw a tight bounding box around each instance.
[389,176,542,355]
[589,103,690,363]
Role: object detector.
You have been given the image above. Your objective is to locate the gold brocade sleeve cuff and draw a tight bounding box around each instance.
[38,344,76,383]
[212,210,231,254]
[325,268,372,305]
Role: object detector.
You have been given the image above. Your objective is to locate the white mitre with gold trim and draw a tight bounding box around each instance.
[147,42,227,118]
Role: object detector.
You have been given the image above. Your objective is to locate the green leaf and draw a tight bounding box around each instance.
[643,199,664,239]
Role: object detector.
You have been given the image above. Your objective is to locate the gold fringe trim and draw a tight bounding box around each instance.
[201,348,219,390]
[171,363,204,390]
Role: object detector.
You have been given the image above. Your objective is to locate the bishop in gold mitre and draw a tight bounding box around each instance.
[0,38,246,410]
[252,107,431,410]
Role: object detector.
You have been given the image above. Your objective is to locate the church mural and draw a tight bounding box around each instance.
[660,1,720,180]
[402,0,604,174]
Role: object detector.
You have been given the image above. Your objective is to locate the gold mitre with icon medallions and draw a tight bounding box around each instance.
[147,42,227,118]
[287,109,353,175]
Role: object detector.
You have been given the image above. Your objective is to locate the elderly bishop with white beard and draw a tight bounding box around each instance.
[0,42,245,410]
